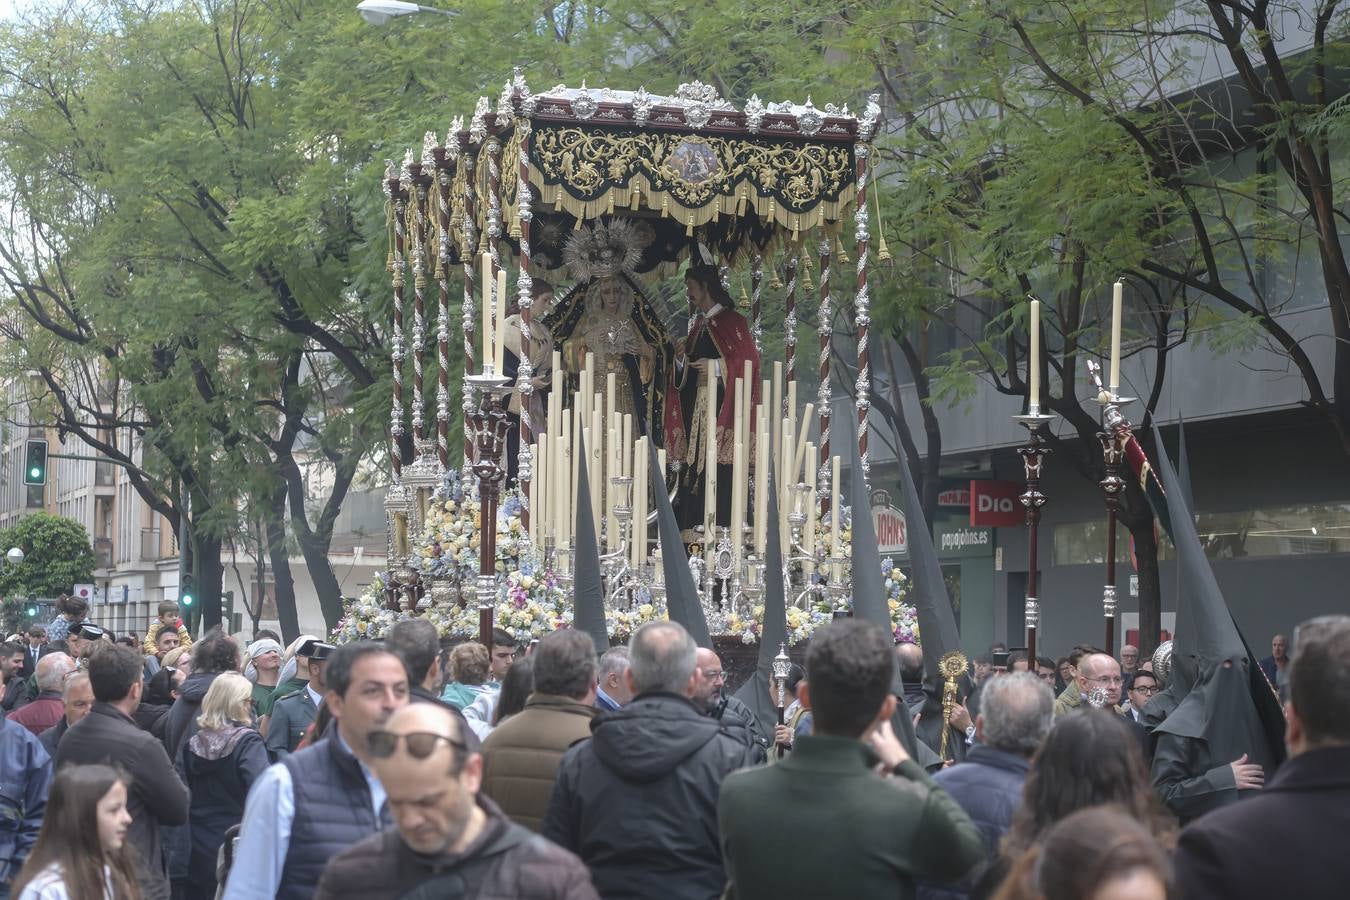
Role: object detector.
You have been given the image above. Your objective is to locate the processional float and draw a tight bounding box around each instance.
[345,71,902,654]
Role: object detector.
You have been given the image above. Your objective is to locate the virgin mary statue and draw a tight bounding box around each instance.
[539,219,673,447]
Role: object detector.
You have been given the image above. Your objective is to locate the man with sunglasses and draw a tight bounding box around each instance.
[223,641,409,900]
[315,703,597,900]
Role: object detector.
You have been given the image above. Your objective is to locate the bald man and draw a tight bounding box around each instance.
[315,704,597,900]
[692,647,770,762]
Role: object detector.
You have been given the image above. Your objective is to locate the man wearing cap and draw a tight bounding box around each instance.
[66,622,106,668]
[246,638,283,707]
[259,634,319,719]
[267,640,333,761]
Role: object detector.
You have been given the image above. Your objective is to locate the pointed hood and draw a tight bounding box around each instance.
[1148,423,1283,771]
[733,445,788,736]
[1176,413,1194,512]
[572,429,609,655]
[843,415,930,764]
[892,439,973,762]
[647,439,712,648]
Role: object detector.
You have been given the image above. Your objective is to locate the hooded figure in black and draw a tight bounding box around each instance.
[1147,423,1285,823]
[845,418,940,769]
[730,444,789,745]
[571,429,610,656]
[646,439,767,759]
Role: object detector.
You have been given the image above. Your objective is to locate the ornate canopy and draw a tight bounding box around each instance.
[431,73,882,272]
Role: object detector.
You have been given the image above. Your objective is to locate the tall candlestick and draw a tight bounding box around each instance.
[608,425,620,550]
[731,378,747,570]
[559,417,571,549]
[1109,281,1123,395]
[754,401,768,558]
[1029,298,1041,410]
[480,252,492,371]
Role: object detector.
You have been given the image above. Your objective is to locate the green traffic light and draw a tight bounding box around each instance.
[26,607,36,617]
[28,467,40,479]
[182,594,194,606]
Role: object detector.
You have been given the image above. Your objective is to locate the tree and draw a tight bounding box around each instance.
[0,512,96,599]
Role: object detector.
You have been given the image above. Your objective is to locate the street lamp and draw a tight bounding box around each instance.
[356,1,458,25]
[5,547,23,566]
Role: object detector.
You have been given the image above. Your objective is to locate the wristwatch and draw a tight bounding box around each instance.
[965,724,977,743]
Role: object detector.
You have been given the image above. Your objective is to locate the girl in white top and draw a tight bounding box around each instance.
[13,763,139,900]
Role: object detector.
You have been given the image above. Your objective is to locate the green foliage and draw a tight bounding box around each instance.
[0,513,96,599]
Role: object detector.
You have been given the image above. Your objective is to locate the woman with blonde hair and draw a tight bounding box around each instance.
[180,672,267,900]
[12,763,139,899]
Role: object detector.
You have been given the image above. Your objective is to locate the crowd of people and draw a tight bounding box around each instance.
[0,587,1346,900]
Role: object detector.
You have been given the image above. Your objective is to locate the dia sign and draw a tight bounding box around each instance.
[969,480,1024,527]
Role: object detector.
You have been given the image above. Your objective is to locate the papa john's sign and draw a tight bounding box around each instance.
[969,480,1023,527]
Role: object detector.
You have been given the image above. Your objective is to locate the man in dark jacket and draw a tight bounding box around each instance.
[918,672,1053,900]
[56,643,189,900]
[222,641,410,900]
[1173,615,1350,900]
[38,670,93,759]
[692,647,768,764]
[315,702,597,900]
[718,620,986,900]
[0,710,51,892]
[542,621,757,900]
[482,629,598,831]
[163,627,240,761]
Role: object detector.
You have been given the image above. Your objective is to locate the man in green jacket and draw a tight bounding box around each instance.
[718,619,986,900]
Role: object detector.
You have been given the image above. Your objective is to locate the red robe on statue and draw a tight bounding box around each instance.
[663,305,761,464]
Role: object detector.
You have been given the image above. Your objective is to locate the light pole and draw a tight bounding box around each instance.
[356,1,458,24]
[5,547,23,567]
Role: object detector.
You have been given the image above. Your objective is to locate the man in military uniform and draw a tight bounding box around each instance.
[266,640,333,761]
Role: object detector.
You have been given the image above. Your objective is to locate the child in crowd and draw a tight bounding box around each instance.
[12,764,140,900]
[141,601,192,657]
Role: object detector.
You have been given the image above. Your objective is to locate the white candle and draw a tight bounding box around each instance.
[1110,280,1123,395]
[550,351,562,441]
[591,407,603,534]
[792,402,814,487]
[1029,298,1041,410]
[771,363,783,479]
[608,425,620,551]
[632,436,647,569]
[480,252,492,371]
[531,434,542,542]
[494,268,507,373]
[754,402,768,558]
[830,455,841,581]
[804,441,817,572]
[705,361,717,560]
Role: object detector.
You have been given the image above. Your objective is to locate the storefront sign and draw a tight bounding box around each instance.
[937,524,994,558]
[873,505,908,554]
[937,487,970,508]
[970,479,1023,527]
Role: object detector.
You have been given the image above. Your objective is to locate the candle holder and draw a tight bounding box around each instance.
[1013,407,1055,662]
[772,642,792,727]
[467,370,512,646]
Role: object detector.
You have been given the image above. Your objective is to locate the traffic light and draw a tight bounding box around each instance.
[180,574,195,608]
[22,439,48,486]
[221,589,235,623]
[25,605,36,618]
